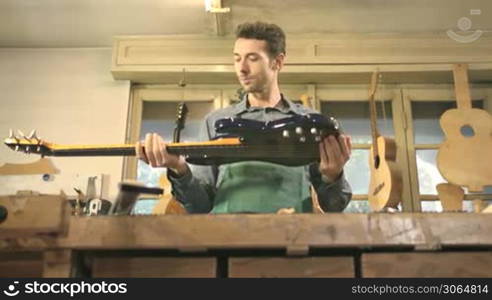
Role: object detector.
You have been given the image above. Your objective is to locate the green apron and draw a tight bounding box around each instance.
[211,161,312,214]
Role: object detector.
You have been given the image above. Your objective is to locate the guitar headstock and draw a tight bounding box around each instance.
[369,71,380,100]
[176,102,189,129]
[299,94,311,108]
[3,129,53,156]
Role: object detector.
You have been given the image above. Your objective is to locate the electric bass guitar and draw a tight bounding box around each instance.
[4,114,340,167]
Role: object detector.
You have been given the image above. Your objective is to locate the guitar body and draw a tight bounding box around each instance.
[184,114,340,166]
[437,108,492,192]
[214,114,340,141]
[368,136,403,211]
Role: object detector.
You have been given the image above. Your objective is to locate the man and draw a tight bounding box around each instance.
[136,22,352,214]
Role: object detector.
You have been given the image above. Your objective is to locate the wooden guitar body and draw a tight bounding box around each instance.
[437,108,492,192]
[436,63,492,193]
[368,136,403,211]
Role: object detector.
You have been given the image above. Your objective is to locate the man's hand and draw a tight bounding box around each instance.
[318,134,352,183]
[135,133,188,176]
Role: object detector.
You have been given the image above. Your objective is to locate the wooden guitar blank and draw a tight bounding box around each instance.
[151,175,187,215]
[472,199,488,213]
[0,158,59,175]
[482,204,492,213]
[164,196,187,214]
[437,64,492,192]
[436,183,464,212]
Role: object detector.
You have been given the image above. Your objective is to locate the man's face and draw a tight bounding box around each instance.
[233,38,279,93]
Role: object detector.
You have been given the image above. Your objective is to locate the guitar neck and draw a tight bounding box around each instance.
[47,139,242,157]
[369,71,380,154]
[49,144,135,156]
[38,138,321,166]
[453,64,472,110]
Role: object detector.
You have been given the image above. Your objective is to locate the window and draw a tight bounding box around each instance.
[138,101,215,187]
[126,86,220,214]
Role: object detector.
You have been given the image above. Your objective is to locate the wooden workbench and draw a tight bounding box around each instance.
[1,213,492,278]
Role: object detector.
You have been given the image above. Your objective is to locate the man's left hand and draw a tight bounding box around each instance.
[318,134,352,183]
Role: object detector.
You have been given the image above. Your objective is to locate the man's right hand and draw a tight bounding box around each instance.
[135,133,189,176]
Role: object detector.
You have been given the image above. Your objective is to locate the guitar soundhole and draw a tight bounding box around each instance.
[460,124,475,138]
[374,155,380,169]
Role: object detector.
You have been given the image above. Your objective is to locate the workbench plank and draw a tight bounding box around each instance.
[2,213,492,251]
[92,257,216,278]
[362,252,492,277]
[54,213,492,250]
[229,256,354,278]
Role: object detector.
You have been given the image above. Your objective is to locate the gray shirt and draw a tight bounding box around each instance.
[168,94,352,213]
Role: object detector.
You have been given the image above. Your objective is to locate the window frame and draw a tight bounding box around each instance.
[123,84,222,180]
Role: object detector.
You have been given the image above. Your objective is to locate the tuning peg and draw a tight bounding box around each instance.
[14,145,20,152]
[282,130,290,138]
[17,130,26,139]
[310,128,318,135]
[315,136,321,142]
[25,146,31,153]
[295,127,303,135]
[299,136,306,143]
[28,130,37,140]
[9,129,14,139]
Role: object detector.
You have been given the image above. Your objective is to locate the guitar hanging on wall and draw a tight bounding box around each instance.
[161,102,190,215]
[367,71,403,211]
[437,63,492,192]
[4,113,341,167]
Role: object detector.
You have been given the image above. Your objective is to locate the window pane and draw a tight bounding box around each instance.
[138,101,215,186]
[421,200,478,212]
[137,161,165,187]
[321,101,394,144]
[132,199,158,215]
[412,100,483,144]
[416,149,446,195]
[344,149,370,195]
[344,200,370,213]
[420,201,441,212]
[141,101,214,142]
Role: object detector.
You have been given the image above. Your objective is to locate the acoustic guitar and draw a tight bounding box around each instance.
[437,64,492,192]
[4,114,341,167]
[367,71,402,211]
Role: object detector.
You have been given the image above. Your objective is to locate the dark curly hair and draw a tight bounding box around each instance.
[235,22,286,58]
